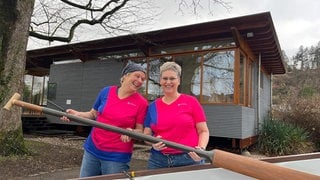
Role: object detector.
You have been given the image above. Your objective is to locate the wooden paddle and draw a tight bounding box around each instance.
[4,93,320,179]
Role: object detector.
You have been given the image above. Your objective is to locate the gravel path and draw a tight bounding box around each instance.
[25,135,151,160]
[19,135,149,179]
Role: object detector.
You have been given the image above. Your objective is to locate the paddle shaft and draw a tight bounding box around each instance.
[4,93,320,179]
[8,98,213,161]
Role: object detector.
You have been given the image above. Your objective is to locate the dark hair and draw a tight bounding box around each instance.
[121,62,146,76]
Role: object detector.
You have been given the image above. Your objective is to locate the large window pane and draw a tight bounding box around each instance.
[240,53,246,104]
[247,60,252,106]
[24,75,49,105]
[197,51,234,103]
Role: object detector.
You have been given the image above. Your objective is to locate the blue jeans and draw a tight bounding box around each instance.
[147,149,205,169]
[80,150,129,177]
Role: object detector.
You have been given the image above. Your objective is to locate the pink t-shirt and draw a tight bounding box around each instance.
[144,94,206,154]
[84,86,148,162]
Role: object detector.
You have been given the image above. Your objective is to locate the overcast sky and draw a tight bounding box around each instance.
[28,0,320,58]
[150,0,320,58]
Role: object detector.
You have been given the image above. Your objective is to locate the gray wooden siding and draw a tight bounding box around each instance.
[47,59,122,124]
[250,60,272,134]
[259,73,271,121]
[204,105,255,139]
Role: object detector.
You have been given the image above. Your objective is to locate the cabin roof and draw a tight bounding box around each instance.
[26,12,285,76]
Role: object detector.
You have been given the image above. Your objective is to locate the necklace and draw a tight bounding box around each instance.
[162,93,180,104]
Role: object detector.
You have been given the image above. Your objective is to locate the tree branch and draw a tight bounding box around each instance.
[29,0,232,43]
[29,0,130,42]
[60,0,119,12]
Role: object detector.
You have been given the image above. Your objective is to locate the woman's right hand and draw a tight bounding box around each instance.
[60,109,78,122]
[152,136,167,151]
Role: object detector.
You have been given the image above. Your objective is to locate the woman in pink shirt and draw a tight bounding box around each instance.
[62,62,148,177]
[144,61,210,169]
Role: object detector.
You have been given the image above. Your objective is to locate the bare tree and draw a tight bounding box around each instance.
[0,0,231,156]
[310,41,320,69]
[28,0,232,46]
[29,0,158,43]
[0,0,35,156]
[293,46,309,70]
[176,0,232,16]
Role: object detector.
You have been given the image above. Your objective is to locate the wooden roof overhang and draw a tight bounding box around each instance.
[26,12,285,76]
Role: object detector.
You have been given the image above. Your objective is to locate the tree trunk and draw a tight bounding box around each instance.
[0,0,35,156]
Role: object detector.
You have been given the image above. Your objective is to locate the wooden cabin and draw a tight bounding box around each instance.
[26,12,285,148]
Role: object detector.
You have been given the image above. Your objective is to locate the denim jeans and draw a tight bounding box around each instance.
[80,150,129,177]
[147,149,205,169]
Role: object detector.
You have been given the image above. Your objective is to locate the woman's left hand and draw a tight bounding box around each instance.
[188,146,204,162]
[120,128,133,143]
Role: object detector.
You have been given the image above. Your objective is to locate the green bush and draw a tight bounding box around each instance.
[0,130,28,156]
[299,86,316,97]
[283,97,320,148]
[258,119,315,156]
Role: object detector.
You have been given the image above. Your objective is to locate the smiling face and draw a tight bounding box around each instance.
[160,69,180,95]
[122,71,146,92]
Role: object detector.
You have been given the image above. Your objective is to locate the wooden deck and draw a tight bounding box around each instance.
[22,111,53,132]
[22,110,46,118]
[75,152,320,180]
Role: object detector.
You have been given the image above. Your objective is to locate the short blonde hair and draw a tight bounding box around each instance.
[160,62,181,77]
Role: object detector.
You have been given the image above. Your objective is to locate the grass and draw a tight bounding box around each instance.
[0,140,49,162]
[258,119,315,156]
[0,138,83,179]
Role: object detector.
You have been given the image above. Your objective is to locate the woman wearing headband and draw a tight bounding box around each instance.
[62,62,148,177]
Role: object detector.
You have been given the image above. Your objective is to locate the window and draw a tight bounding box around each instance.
[247,59,253,107]
[24,75,49,105]
[240,52,246,105]
[129,45,252,107]
[195,51,235,103]
[47,83,57,100]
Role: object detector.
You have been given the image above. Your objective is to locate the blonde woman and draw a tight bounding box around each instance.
[144,61,209,169]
